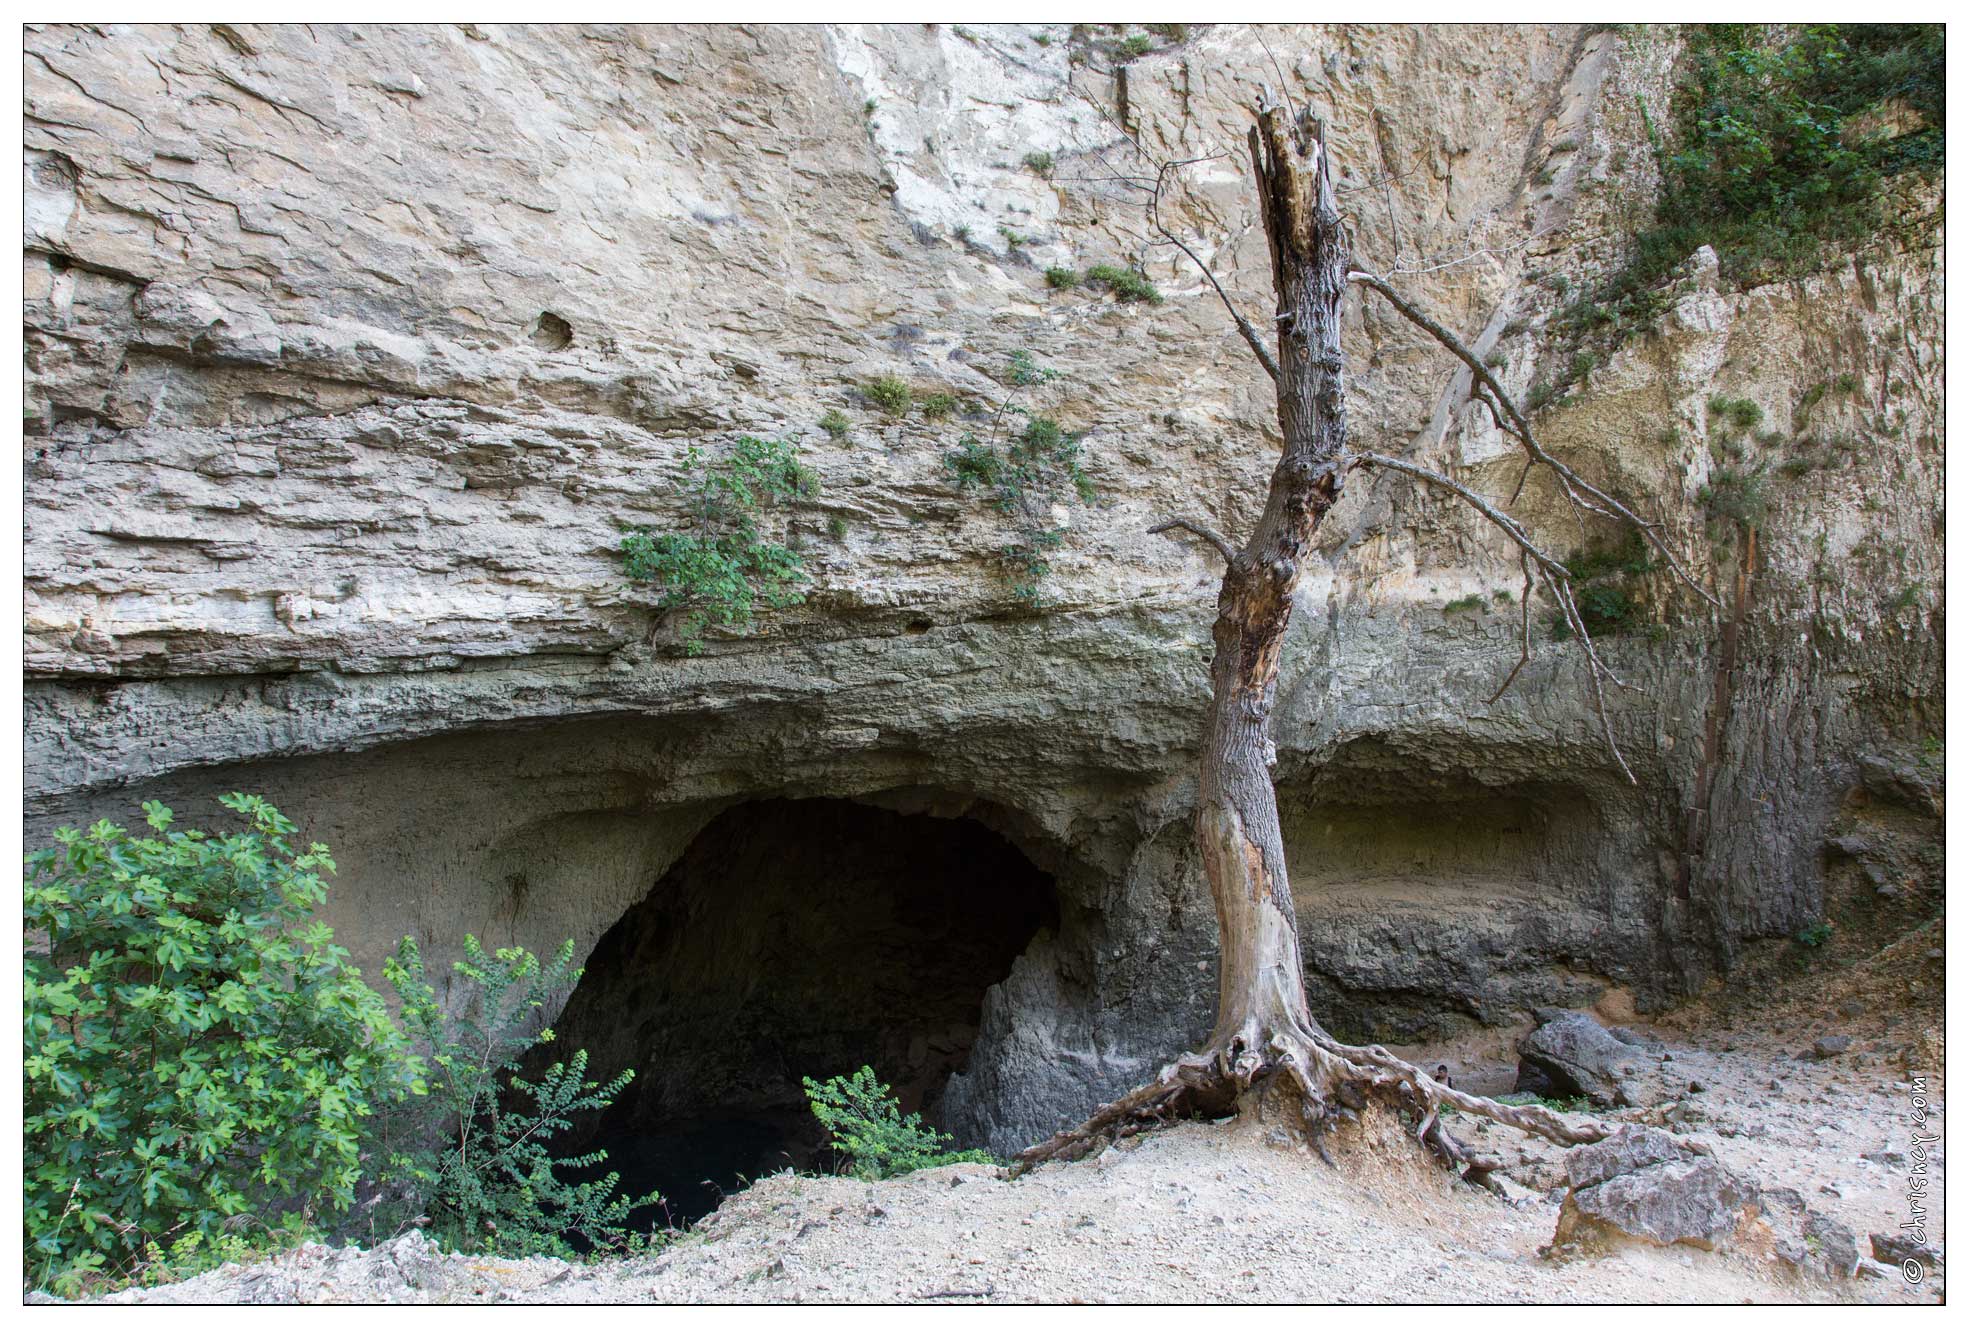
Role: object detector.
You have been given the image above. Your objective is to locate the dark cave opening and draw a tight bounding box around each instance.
[545,797,1059,1226]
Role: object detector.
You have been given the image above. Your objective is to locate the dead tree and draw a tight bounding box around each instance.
[1018,95,1718,1173]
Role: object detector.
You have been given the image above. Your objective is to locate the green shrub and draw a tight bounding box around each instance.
[1443,594,1484,613]
[942,352,1094,604]
[864,375,912,417]
[1023,150,1055,178]
[1550,534,1655,641]
[1116,34,1153,59]
[998,225,1026,250]
[619,435,816,653]
[1541,25,1941,400]
[1044,266,1081,290]
[1795,921,1835,948]
[944,413,1092,602]
[944,435,1007,493]
[1563,535,1654,583]
[379,937,661,1259]
[918,392,958,421]
[24,796,420,1296]
[818,409,851,440]
[802,1067,994,1180]
[1700,464,1770,531]
[1006,349,1052,387]
[827,513,850,540]
[1083,263,1163,304]
[1708,395,1764,433]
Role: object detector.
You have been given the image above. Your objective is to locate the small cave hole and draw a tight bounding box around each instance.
[543,797,1058,1226]
[527,311,573,351]
[905,618,934,635]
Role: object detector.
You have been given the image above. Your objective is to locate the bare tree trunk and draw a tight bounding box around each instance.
[1193,105,1349,1080]
[1015,102,1613,1173]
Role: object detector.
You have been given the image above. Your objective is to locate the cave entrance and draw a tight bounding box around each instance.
[546,797,1058,1225]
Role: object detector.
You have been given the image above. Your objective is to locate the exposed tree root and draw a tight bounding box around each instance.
[1009,1020,1610,1178]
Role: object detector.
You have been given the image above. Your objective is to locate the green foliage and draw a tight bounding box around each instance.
[128,1226,311,1290]
[1700,464,1770,532]
[1083,263,1163,304]
[1044,265,1081,290]
[864,375,912,417]
[1496,1091,1594,1113]
[1116,34,1153,59]
[918,392,958,421]
[1006,349,1053,387]
[801,1067,993,1180]
[942,352,1094,603]
[1795,921,1835,948]
[1443,594,1485,613]
[1707,395,1763,433]
[1563,536,1654,583]
[826,513,850,541]
[1023,150,1055,178]
[1551,534,1654,641]
[24,796,420,1296]
[619,435,816,653]
[1543,25,1940,397]
[944,436,1007,493]
[818,409,851,440]
[380,937,661,1259]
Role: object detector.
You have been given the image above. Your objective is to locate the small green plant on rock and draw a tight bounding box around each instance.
[818,409,851,440]
[1549,534,1655,641]
[919,392,958,421]
[379,936,662,1259]
[1700,464,1770,533]
[864,375,912,417]
[1795,921,1835,948]
[619,435,816,654]
[1084,263,1163,304]
[802,1067,994,1180]
[941,351,1096,603]
[1044,265,1081,290]
[1023,150,1055,178]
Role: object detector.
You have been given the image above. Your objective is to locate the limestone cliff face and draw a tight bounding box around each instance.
[23,23,1942,1155]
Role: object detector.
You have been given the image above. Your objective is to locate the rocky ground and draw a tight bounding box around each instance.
[93,955,1944,1306]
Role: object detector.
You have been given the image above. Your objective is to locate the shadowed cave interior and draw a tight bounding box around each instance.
[545,797,1059,1225]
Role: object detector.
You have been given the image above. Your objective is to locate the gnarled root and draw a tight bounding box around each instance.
[1010,1019,1609,1177]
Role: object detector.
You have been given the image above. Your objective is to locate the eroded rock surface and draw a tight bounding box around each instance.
[1555,1126,1760,1252]
[22,23,1944,1153]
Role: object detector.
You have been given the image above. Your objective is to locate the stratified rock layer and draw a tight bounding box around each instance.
[23,23,1943,1155]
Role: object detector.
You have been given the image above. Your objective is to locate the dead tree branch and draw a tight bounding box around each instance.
[1070,77,1281,382]
[1350,269,1717,608]
[1353,451,1637,782]
[1148,517,1238,564]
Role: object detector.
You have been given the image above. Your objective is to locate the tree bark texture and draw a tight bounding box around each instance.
[1195,107,1350,1069]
